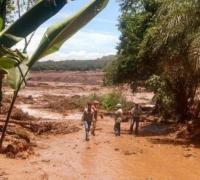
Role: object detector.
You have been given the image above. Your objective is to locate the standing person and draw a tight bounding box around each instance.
[114,103,123,136]
[129,103,142,135]
[91,100,99,136]
[82,102,94,141]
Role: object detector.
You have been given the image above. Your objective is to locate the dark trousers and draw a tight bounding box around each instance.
[130,117,140,135]
[114,122,121,136]
[84,121,92,140]
[84,121,92,132]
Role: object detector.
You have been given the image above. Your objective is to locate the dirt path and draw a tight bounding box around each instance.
[1,116,200,180]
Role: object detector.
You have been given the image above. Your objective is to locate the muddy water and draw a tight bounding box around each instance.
[1,117,200,179]
[18,104,82,121]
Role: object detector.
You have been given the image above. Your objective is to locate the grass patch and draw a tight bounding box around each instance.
[78,91,132,111]
[100,91,132,111]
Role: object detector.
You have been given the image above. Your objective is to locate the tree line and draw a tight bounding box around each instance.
[31,55,116,71]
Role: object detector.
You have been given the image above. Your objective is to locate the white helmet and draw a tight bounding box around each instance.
[116,103,122,108]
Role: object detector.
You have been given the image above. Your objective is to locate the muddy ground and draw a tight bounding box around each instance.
[0,71,200,180]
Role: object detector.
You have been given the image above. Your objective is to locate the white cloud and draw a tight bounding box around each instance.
[59,31,119,51]
[14,28,119,60]
[42,50,116,61]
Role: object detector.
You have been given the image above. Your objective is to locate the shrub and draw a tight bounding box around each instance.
[100,91,132,111]
[76,91,132,111]
[146,75,175,119]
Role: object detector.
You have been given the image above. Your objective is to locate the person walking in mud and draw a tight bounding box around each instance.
[114,103,123,136]
[91,100,99,136]
[82,102,94,141]
[129,103,142,135]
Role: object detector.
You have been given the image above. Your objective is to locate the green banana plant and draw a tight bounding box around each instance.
[28,0,109,67]
[0,0,109,149]
[0,0,68,48]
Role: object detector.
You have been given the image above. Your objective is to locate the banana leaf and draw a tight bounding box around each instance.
[0,56,18,69]
[6,62,28,89]
[0,0,68,48]
[28,0,109,68]
[0,46,27,89]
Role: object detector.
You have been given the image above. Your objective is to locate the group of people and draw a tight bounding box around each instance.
[81,101,142,141]
[114,103,142,136]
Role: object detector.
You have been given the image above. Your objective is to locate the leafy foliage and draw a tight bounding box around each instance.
[105,0,159,84]
[146,75,175,118]
[75,91,132,111]
[106,0,200,121]
[100,91,131,110]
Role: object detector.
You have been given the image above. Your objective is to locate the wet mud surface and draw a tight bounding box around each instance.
[0,71,200,179]
[1,118,200,180]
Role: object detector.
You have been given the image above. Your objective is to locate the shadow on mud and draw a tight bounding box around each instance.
[138,122,200,148]
[149,138,183,145]
[139,122,175,136]
[148,137,200,148]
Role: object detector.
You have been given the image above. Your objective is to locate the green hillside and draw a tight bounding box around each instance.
[31,55,116,71]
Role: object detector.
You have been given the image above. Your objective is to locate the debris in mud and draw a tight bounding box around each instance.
[183,152,194,158]
[30,121,81,135]
[11,108,35,121]
[175,121,200,143]
[176,126,189,139]
[17,95,35,104]
[124,150,136,156]
[13,129,31,143]
[3,138,34,159]
[0,102,35,122]
[0,171,8,177]
[44,95,83,114]
[1,103,10,114]
[124,149,143,156]
[41,159,51,163]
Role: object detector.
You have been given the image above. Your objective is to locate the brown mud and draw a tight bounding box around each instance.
[0,71,200,179]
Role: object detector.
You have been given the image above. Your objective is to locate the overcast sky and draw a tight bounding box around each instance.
[15,0,120,61]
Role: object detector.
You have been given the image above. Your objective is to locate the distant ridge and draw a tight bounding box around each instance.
[31,55,116,71]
